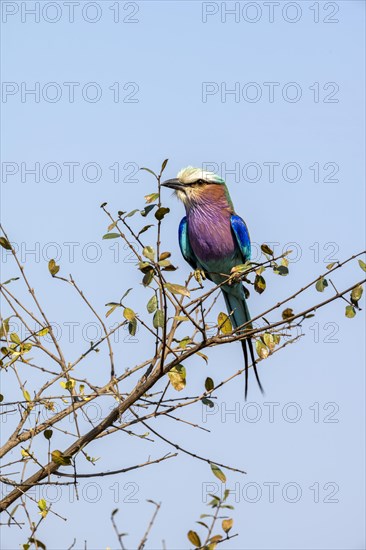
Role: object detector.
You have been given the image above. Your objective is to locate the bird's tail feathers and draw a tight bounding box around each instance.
[223,287,264,399]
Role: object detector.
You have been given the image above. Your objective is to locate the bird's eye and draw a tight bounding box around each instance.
[196,179,204,184]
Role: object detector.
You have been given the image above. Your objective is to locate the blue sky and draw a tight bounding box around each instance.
[1,1,365,549]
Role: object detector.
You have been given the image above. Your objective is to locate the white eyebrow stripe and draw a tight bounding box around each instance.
[177,166,224,185]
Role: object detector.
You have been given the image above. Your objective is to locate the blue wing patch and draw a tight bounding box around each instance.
[178,216,198,270]
[230,215,251,262]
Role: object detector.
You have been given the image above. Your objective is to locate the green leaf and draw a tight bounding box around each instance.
[187,530,201,548]
[254,274,266,294]
[358,259,366,272]
[256,340,269,359]
[155,207,170,221]
[205,377,214,391]
[273,265,289,276]
[123,308,135,321]
[0,237,11,250]
[0,394,4,402]
[142,270,154,287]
[144,192,159,203]
[48,259,60,276]
[10,333,21,345]
[179,336,191,349]
[140,167,157,178]
[164,283,190,297]
[139,261,154,273]
[125,209,139,218]
[326,262,336,270]
[146,295,158,313]
[2,277,19,285]
[159,251,171,261]
[138,224,154,237]
[168,365,186,391]
[315,277,328,292]
[351,284,363,305]
[202,397,215,408]
[22,343,32,353]
[217,312,232,334]
[161,158,169,173]
[128,318,137,336]
[143,246,155,261]
[121,288,133,301]
[345,305,356,318]
[153,309,164,329]
[210,463,226,483]
[44,429,53,440]
[261,244,273,256]
[102,232,120,240]
[282,308,294,320]
[141,204,156,217]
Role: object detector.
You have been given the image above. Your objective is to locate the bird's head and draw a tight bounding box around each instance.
[162,166,231,209]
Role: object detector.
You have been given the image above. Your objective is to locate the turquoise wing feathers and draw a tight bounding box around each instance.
[178,216,198,270]
[230,215,251,262]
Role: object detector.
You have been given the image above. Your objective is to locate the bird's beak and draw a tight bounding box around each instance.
[161,178,185,191]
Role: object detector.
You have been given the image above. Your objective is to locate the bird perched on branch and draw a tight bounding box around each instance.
[162,166,264,398]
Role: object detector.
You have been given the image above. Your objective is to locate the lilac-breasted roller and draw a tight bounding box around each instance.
[162,166,264,398]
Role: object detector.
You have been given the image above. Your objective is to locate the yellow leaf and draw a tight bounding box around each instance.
[36,327,49,337]
[256,340,269,359]
[168,365,186,391]
[210,463,226,483]
[351,284,363,304]
[123,308,136,321]
[222,518,233,533]
[217,312,232,335]
[48,259,60,276]
[143,246,155,261]
[187,530,201,547]
[38,498,48,517]
[263,333,275,351]
[51,450,72,466]
[164,283,190,297]
[23,390,31,402]
[10,333,21,345]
